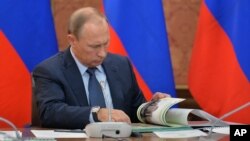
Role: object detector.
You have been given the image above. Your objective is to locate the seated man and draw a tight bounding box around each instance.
[33,7,168,129]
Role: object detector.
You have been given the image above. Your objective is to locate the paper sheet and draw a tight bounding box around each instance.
[31,130,88,138]
[213,127,229,134]
[203,126,229,134]
[154,129,207,138]
[0,131,22,140]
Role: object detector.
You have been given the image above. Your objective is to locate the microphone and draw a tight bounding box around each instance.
[85,122,132,138]
[208,102,250,135]
[1,117,54,141]
[0,116,21,139]
[85,80,132,138]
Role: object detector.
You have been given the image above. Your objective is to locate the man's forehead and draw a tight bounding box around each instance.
[80,21,109,37]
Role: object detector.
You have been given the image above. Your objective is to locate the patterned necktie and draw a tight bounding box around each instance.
[86,68,106,108]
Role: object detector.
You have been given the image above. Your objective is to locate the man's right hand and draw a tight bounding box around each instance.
[97,108,131,123]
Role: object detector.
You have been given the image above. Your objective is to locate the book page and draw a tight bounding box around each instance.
[137,98,185,126]
[165,108,228,127]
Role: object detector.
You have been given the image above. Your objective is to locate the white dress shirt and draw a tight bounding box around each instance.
[70,48,113,122]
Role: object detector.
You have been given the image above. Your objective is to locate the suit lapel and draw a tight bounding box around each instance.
[102,55,125,110]
[62,48,88,106]
[61,50,125,108]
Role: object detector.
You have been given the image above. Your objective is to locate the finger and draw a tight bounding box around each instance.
[154,92,171,99]
[112,111,131,123]
[155,92,168,97]
[164,93,171,97]
[151,94,162,101]
[123,114,131,123]
[118,116,131,123]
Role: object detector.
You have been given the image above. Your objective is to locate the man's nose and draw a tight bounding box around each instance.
[97,46,107,58]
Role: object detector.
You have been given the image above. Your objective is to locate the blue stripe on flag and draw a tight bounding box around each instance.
[0,0,58,71]
[104,0,175,95]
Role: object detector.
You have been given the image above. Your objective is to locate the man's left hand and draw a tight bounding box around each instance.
[151,92,171,101]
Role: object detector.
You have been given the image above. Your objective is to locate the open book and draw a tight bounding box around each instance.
[136,98,228,127]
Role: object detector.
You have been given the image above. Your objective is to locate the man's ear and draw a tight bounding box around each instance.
[67,34,77,46]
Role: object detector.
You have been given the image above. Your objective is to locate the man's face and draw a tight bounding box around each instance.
[69,20,110,68]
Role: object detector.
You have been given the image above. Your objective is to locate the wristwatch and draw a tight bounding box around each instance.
[91,106,100,122]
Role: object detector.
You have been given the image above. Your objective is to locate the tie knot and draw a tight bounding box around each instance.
[86,68,97,76]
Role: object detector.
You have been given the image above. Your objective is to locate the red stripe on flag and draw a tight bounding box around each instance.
[0,31,31,127]
[108,26,153,101]
[188,2,250,123]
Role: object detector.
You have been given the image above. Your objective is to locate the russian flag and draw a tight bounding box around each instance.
[189,0,250,123]
[0,0,58,127]
[103,0,176,100]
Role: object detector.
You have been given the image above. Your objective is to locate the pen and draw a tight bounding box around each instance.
[54,129,85,133]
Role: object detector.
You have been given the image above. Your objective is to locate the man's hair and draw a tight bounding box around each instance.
[68,7,108,38]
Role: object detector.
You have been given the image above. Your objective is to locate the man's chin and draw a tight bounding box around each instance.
[90,61,103,67]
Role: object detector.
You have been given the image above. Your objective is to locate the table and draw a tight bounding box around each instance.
[1,128,230,141]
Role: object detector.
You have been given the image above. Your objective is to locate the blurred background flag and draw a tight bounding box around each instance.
[189,0,250,123]
[0,0,58,127]
[103,0,176,100]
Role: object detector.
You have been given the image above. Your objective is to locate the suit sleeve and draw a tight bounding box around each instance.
[125,57,146,122]
[33,64,90,129]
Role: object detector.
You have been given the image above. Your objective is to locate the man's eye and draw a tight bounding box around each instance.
[104,41,108,46]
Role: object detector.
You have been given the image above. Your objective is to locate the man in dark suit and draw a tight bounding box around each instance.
[33,7,168,129]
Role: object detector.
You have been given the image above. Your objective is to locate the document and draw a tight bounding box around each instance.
[154,129,207,138]
[31,130,88,138]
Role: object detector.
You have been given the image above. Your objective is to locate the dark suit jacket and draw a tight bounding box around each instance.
[33,48,146,129]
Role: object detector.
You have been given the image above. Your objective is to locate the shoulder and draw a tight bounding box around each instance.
[32,50,66,73]
[105,53,130,65]
[104,53,134,75]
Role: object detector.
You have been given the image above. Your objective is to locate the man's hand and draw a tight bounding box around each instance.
[151,92,171,101]
[97,108,131,123]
